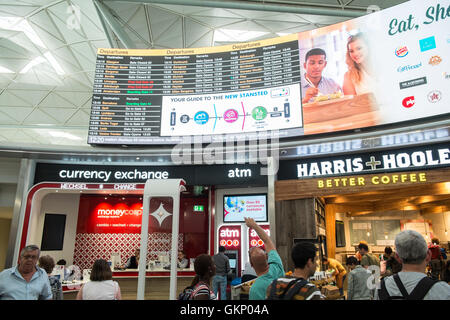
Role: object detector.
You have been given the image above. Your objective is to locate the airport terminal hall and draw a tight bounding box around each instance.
[0,0,449,303]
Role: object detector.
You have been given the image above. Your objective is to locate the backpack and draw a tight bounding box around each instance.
[378,274,439,300]
[267,278,308,300]
[178,285,195,300]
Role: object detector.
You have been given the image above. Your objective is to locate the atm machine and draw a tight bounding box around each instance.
[224,250,239,279]
[217,193,270,278]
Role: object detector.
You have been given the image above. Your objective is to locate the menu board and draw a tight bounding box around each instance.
[89,34,303,144]
[350,220,401,246]
[88,0,450,145]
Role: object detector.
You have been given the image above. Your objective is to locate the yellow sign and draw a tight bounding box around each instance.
[318,172,427,188]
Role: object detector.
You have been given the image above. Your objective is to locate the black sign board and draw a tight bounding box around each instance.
[34,163,266,186]
[278,142,450,180]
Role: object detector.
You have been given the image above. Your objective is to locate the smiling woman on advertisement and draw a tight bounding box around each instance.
[343,33,376,95]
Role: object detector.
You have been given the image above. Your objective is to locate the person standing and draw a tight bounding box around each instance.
[245,217,285,300]
[190,254,216,300]
[322,256,347,295]
[266,242,324,300]
[0,244,52,300]
[428,238,443,280]
[76,259,121,300]
[38,255,63,300]
[212,246,230,300]
[377,230,450,300]
[346,256,374,300]
[358,243,379,269]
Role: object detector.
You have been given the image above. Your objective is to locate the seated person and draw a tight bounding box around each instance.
[177,250,188,269]
[123,248,140,269]
[301,48,341,104]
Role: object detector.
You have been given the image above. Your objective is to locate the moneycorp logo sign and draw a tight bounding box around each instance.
[97,208,143,218]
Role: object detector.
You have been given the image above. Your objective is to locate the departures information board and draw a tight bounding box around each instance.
[88,34,303,145]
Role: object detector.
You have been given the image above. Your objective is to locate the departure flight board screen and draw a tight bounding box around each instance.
[88,34,303,144]
[88,0,450,145]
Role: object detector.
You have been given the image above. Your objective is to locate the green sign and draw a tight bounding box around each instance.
[194,205,204,212]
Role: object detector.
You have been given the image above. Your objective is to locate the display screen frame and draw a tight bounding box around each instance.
[223,193,268,223]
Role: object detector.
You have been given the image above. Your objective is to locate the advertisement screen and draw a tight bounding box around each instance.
[88,0,449,145]
[223,194,267,223]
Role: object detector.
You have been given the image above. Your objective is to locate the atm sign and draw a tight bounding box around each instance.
[218,226,241,249]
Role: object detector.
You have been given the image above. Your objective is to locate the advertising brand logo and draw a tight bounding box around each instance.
[194,111,209,125]
[427,90,441,103]
[397,62,422,72]
[419,36,436,52]
[224,109,239,123]
[428,55,442,66]
[402,96,415,108]
[399,76,427,89]
[395,46,409,57]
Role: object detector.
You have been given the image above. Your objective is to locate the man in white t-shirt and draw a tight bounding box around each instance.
[376,230,450,300]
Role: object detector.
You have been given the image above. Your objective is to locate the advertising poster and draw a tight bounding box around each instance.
[298,0,449,134]
[223,194,267,223]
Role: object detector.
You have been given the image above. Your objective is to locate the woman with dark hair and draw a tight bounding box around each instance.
[38,255,63,300]
[76,259,121,300]
[190,254,216,300]
[342,33,375,95]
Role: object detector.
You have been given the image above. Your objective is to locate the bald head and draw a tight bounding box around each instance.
[249,247,268,275]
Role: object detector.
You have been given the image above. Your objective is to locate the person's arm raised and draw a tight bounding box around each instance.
[244,217,275,252]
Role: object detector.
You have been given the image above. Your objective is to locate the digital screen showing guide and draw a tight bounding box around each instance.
[88,0,449,145]
[88,35,303,144]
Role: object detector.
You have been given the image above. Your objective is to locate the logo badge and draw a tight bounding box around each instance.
[397,62,422,72]
[194,111,209,125]
[223,109,239,123]
[428,55,442,66]
[419,36,436,52]
[402,96,415,108]
[427,90,441,103]
[399,77,427,89]
[395,46,409,57]
[251,106,267,121]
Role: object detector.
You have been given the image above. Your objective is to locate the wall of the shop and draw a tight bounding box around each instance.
[335,210,450,263]
[0,157,20,270]
[0,218,12,271]
[28,192,80,266]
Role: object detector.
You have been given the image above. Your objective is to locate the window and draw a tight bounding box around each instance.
[41,214,66,251]
[335,220,346,248]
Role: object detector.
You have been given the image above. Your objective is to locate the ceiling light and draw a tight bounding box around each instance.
[0,65,14,73]
[20,56,46,74]
[47,131,82,141]
[213,29,269,43]
[43,52,65,75]
[0,17,46,48]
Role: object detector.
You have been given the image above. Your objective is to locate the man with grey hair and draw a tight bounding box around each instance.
[377,230,450,300]
[0,244,52,300]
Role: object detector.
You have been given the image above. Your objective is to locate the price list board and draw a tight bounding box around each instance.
[88,34,304,145]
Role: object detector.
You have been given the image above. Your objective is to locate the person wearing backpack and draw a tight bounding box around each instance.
[179,254,216,300]
[376,230,450,300]
[266,242,325,300]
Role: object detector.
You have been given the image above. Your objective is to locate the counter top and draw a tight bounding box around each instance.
[62,269,195,292]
